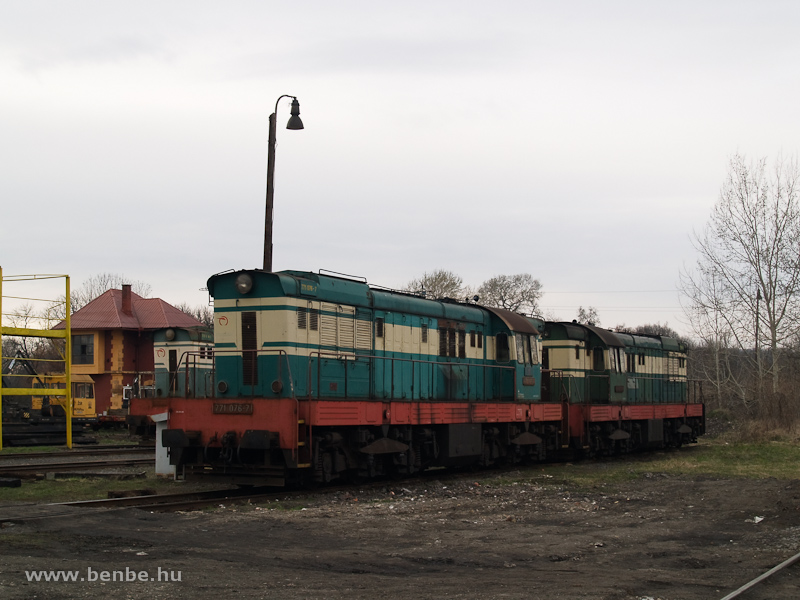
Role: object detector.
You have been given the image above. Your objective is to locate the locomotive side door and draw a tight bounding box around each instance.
[351,308,373,398]
[372,310,393,399]
[608,346,627,403]
[514,333,541,402]
[493,331,515,400]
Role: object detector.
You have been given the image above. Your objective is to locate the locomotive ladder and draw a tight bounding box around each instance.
[296,419,311,468]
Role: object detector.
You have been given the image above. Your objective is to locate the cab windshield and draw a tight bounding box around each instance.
[515,334,539,365]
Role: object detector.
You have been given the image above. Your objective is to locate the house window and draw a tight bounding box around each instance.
[72,335,94,365]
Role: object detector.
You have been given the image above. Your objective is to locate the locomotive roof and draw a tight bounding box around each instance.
[208,269,543,334]
[613,332,684,352]
[483,306,542,335]
[546,322,624,347]
[582,323,624,347]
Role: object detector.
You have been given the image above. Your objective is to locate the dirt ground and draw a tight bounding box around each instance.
[1,452,799,600]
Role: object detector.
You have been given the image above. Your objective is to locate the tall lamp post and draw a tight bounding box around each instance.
[263,95,304,272]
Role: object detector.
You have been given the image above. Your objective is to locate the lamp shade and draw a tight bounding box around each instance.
[286,98,304,130]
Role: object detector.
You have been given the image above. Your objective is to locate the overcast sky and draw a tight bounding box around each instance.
[2,1,798,335]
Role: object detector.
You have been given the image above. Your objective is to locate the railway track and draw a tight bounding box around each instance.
[0,447,152,461]
[0,487,290,524]
[0,457,153,477]
[57,487,284,512]
[0,446,153,461]
[0,459,578,523]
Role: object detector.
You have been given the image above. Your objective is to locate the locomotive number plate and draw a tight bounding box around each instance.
[213,402,254,415]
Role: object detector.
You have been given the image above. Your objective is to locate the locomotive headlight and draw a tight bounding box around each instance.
[235,273,253,294]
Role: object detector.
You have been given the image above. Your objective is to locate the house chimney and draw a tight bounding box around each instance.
[122,284,132,315]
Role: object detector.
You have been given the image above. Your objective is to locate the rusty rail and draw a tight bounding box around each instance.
[719,550,800,599]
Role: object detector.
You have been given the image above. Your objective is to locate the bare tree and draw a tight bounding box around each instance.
[2,303,64,379]
[71,273,152,311]
[404,270,467,300]
[542,309,563,322]
[174,302,214,327]
[576,306,600,326]
[47,273,152,319]
[630,322,680,338]
[681,153,800,398]
[477,274,542,315]
[614,322,685,340]
[681,265,752,409]
[3,303,39,361]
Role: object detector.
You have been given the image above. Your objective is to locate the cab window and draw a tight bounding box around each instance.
[496,333,510,363]
[515,334,538,365]
[592,347,605,372]
[614,348,626,373]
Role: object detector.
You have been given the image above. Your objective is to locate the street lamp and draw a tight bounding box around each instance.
[263,95,304,272]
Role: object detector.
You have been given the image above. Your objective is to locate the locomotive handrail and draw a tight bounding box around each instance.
[618,372,690,404]
[171,348,296,400]
[166,350,212,398]
[305,351,517,402]
[164,348,698,407]
[226,347,295,399]
[542,369,579,403]
[543,369,697,406]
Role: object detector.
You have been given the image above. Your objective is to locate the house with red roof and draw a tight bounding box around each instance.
[56,285,209,422]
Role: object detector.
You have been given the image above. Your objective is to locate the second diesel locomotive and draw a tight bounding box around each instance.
[129,268,705,486]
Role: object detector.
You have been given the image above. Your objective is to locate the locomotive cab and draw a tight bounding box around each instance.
[542,322,626,404]
[483,308,544,402]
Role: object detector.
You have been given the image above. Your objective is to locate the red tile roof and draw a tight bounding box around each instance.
[55,289,204,331]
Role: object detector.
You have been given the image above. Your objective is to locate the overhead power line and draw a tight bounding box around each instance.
[542,290,677,294]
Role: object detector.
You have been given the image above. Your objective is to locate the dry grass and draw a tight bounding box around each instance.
[508,436,800,490]
[707,410,800,443]
[0,469,230,504]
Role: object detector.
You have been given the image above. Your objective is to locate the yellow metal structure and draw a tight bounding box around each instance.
[0,267,72,449]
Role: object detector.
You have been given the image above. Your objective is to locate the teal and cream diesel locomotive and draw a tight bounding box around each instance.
[131,268,704,486]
